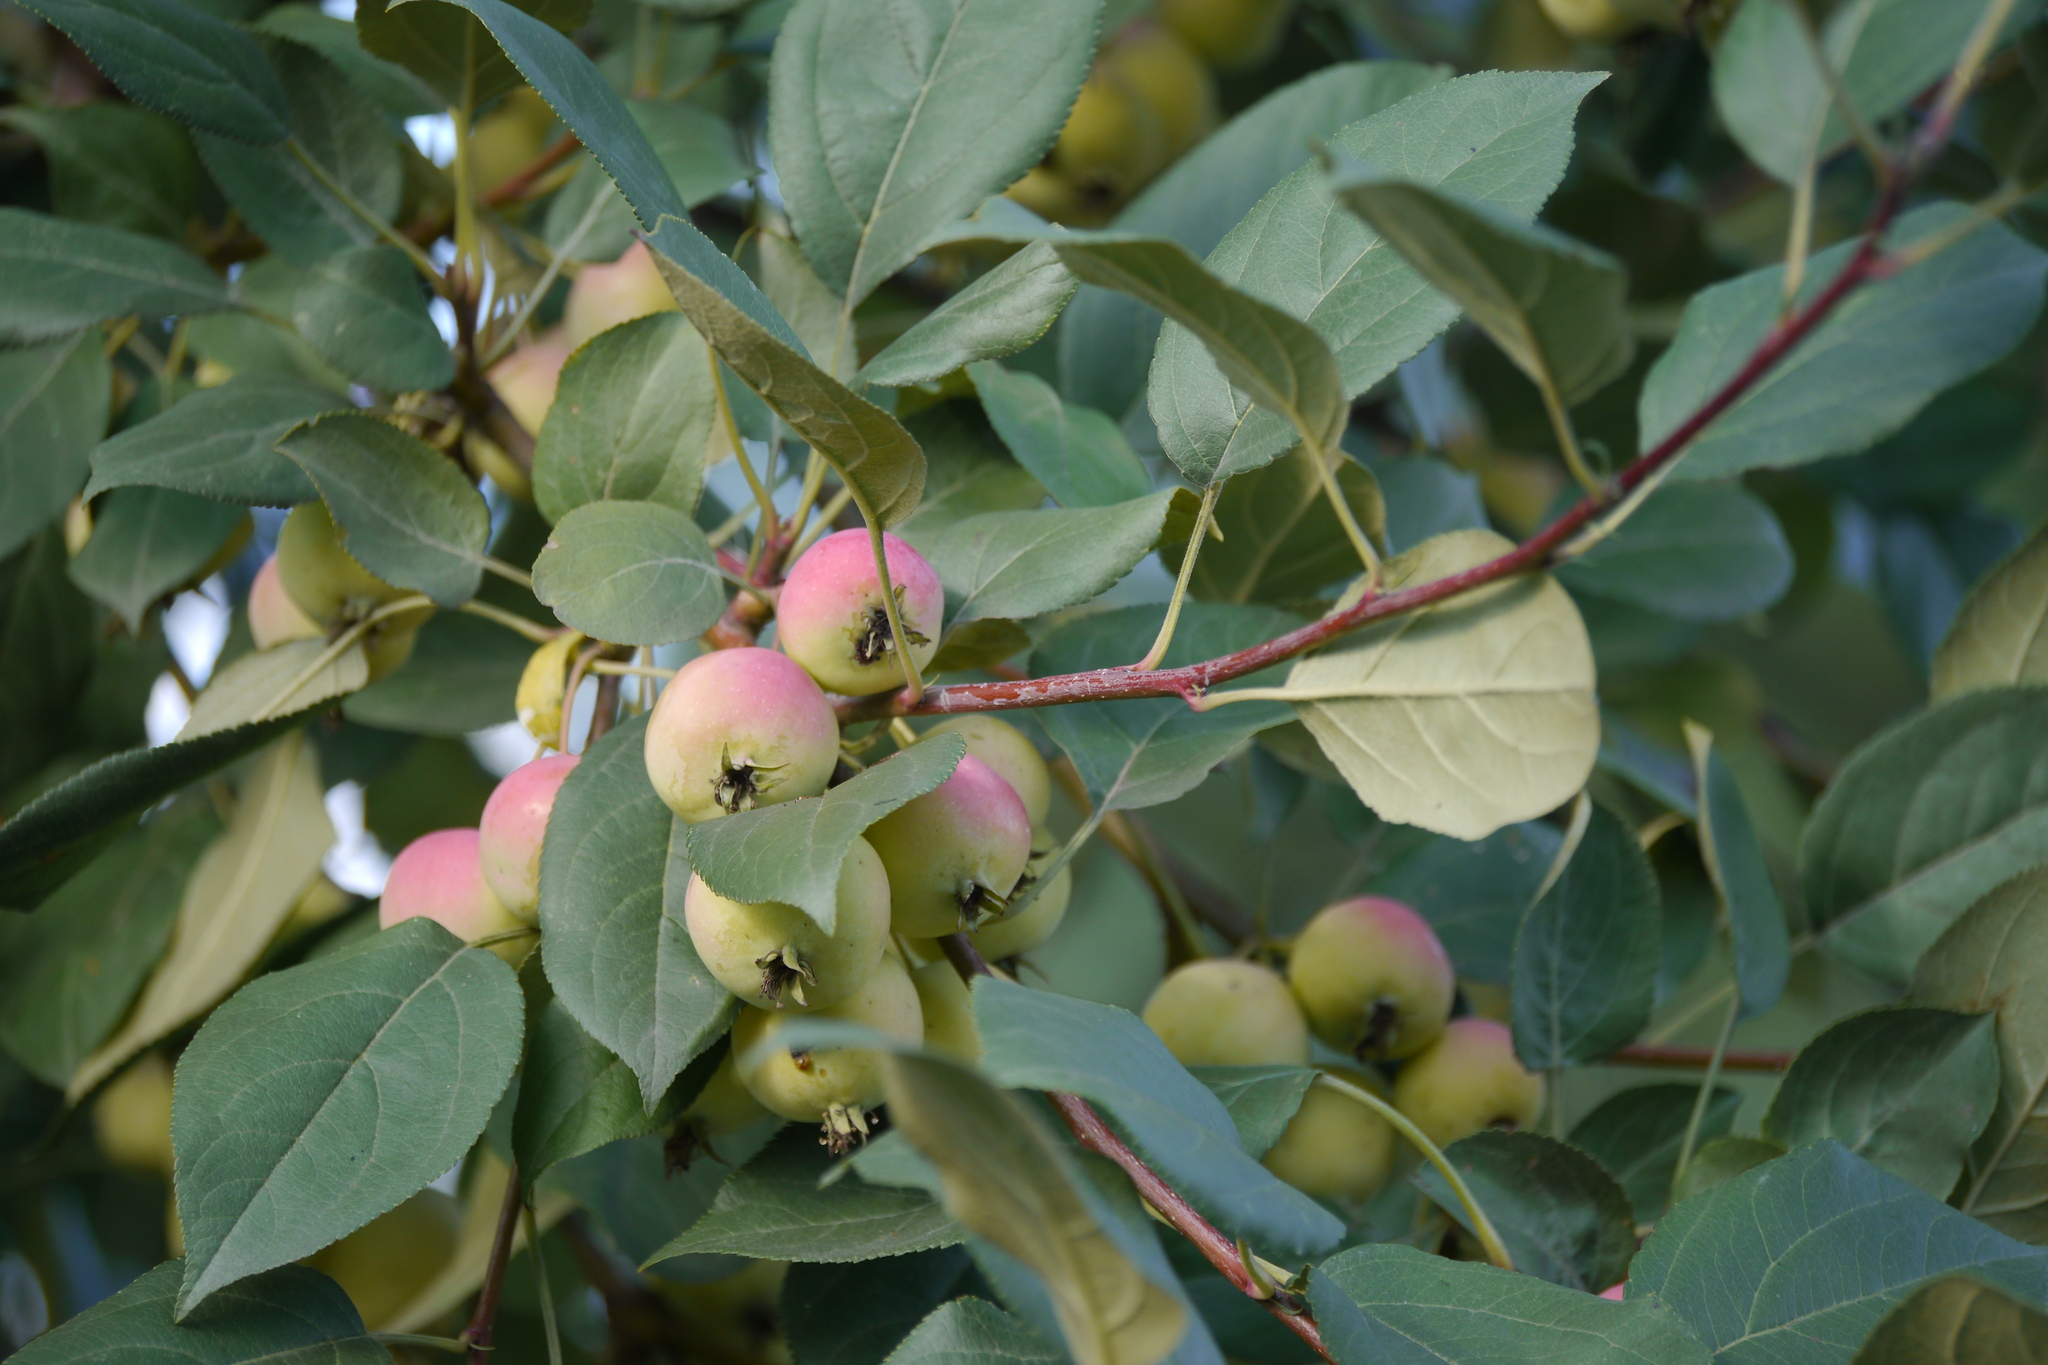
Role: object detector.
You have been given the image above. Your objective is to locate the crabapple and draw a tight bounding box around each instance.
[1261,1069,1397,1203]
[1143,959,1310,1067]
[670,1051,772,1168]
[562,241,678,351]
[644,647,839,823]
[924,716,1051,826]
[970,852,1071,959]
[1054,66,1169,208]
[732,951,923,1151]
[94,1052,175,1177]
[1102,22,1216,160]
[274,502,426,679]
[1158,0,1295,69]
[1003,165,1085,224]
[864,753,1031,936]
[305,1190,461,1328]
[1392,1017,1544,1149]
[776,529,943,696]
[486,328,569,437]
[248,554,321,650]
[1287,896,1454,1062]
[911,959,981,1065]
[684,836,891,1010]
[378,828,529,963]
[476,753,580,925]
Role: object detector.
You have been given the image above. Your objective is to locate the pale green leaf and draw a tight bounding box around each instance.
[928,489,1195,625]
[893,402,1047,546]
[85,376,335,506]
[512,998,693,1180]
[1187,1067,1315,1161]
[0,103,200,240]
[1851,1275,2048,1365]
[182,638,373,740]
[342,609,531,736]
[969,361,1150,509]
[862,244,1075,389]
[1933,524,2048,699]
[534,312,715,522]
[532,500,725,646]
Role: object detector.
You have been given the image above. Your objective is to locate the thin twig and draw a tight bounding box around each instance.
[1671,994,1742,1199]
[462,1163,525,1363]
[1611,1043,1792,1073]
[1136,482,1219,671]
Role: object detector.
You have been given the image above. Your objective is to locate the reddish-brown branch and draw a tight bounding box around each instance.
[462,1163,525,1363]
[483,130,583,207]
[1611,1043,1793,1073]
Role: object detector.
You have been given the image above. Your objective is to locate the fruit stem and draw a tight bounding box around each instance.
[458,598,561,643]
[866,521,926,703]
[1134,482,1220,671]
[523,1199,565,1365]
[1670,993,1741,1201]
[1306,438,1380,587]
[1313,1073,1516,1274]
[462,1160,525,1363]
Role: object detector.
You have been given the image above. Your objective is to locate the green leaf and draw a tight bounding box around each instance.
[278,414,491,606]
[1186,1066,1315,1161]
[539,712,734,1107]
[684,733,965,933]
[513,998,691,1181]
[645,240,928,529]
[360,0,588,107]
[1672,1136,1788,1205]
[1285,529,1598,841]
[0,329,112,560]
[1764,1007,2000,1198]
[894,403,1047,545]
[195,43,405,267]
[1631,1141,2048,1365]
[67,487,246,630]
[1310,1244,1710,1365]
[548,1126,767,1278]
[1850,1275,2048,1365]
[532,501,725,646]
[0,103,200,240]
[1053,238,1346,486]
[181,637,372,740]
[85,376,335,506]
[1058,59,1448,422]
[0,803,216,1088]
[0,209,234,344]
[70,733,333,1102]
[969,361,1151,509]
[9,1259,387,1365]
[1413,1130,1635,1292]
[1686,724,1791,1019]
[1,531,125,799]
[1556,483,1794,622]
[1910,867,2048,1242]
[880,1052,1188,1365]
[173,916,523,1316]
[768,0,1093,309]
[782,1249,974,1365]
[1325,171,1632,408]
[1933,524,2048,699]
[342,609,532,735]
[533,311,715,523]
[252,4,442,119]
[1033,603,1296,813]
[11,0,291,143]
[975,978,1344,1259]
[1645,204,2048,483]
[1148,70,1601,486]
[544,100,752,264]
[861,245,1076,390]
[652,1125,961,1264]
[1369,821,1563,983]
[1514,804,1661,1069]
[866,1293,1054,1365]
[1181,445,1385,605]
[1800,687,2048,984]
[928,489,1195,626]
[0,707,318,908]
[289,245,452,392]
[1570,1083,1740,1224]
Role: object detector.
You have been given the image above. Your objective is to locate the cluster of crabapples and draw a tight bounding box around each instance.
[1144,898,1542,1206]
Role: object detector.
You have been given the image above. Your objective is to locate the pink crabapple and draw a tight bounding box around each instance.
[775,529,943,697]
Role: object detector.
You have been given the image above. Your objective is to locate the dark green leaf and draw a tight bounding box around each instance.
[1413,1130,1635,1292]
[928,489,1195,625]
[975,978,1343,1259]
[543,101,751,262]
[532,311,714,523]
[894,402,1047,546]
[539,713,734,1107]
[0,103,200,239]
[969,361,1150,509]
[782,1249,973,1365]
[685,733,965,932]
[768,0,1093,308]
[1687,725,1791,1019]
[290,245,452,392]
[860,245,1075,390]
[513,999,692,1180]
[0,329,112,560]
[1571,1083,1739,1224]
[252,4,442,118]
[1850,1275,2048,1365]
[532,500,725,646]
[1513,805,1661,1069]
[8,1259,386,1365]
[1671,1136,1788,1205]
[173,917,524,1316]
[849,1291,1059,1365]
[341,610,531,736]
[548,1127,764,1280]
[1631,1141,2048,1365]
[1188,1066,1316,1161]
[1182,446,1385,605]
[67,487,246,630]
[278,413,491,606]
[85,376,335,506]
[1368,822,1563,984]
[359,0,587,106]
[11,0,291,142]
[0,209,234,344]
[1557,483,1793,622]
[1801,687,2048,985]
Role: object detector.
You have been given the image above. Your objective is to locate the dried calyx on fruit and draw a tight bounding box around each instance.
[864,751,1032,936]
[731,953,924,1153]
[776,530,943,696]
[645,647,840,823]
[1287,896,1454,1062]
[684,837,892,1010]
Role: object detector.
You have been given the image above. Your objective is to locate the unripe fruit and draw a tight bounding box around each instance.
[95,1052,175,1177]
[669,1051,772,1169]
[1158,0,1295,70]
[487,328,569,438]
[684,837,892,1010]
[1003,165,1086,224]
[304,1189,461,1328]
[1102,22,1217,160]
[379,828,529,963]
[1392,1017,1544,1149]
[1143,959,1310,1067]
[1054,68,1170,206]
[776,530,943,697]
[1287,897,1454,1062]
[924,716,1051,826]
[971,851,1071,960]
[644,647,840,823]
[467,87,556,195]
[732,952,923,1151]
[477,753,580,925]
[912,959,981,1065]
[1261,1070,1396,1202]
[563,241,679,352]
[275,502,426,680]
[1536,0,1631,40]
[248,555,321,650]
[864,753,1032,936]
